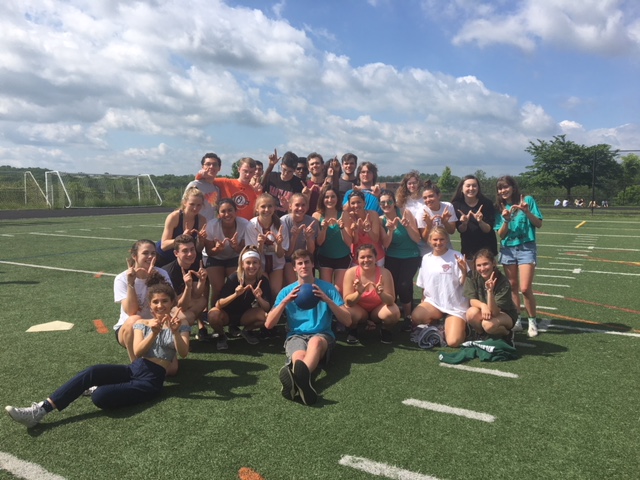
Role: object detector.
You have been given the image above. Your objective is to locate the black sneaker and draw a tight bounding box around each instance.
[380,328,393,344]
[503,330,516,348]
[292,360,317,405]
[401,316,413,332]
[346,329,359,345]
[228,325,242,338]
[278,365,297,401]
[196,327,212,342]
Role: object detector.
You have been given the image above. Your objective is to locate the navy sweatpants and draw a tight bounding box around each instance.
[49,358,166,411]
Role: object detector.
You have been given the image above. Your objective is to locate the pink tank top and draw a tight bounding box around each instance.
[356,266,383,312]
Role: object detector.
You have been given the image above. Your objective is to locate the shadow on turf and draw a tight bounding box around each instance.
[0,280,40,285]
[164,359,269,401]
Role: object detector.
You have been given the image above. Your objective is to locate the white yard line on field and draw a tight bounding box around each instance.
[0,452,66,480]
[339,455,441,480]
[439,363,519,378]
[402,399,496,423]
[0,261,116,277]
[29,232,136,242]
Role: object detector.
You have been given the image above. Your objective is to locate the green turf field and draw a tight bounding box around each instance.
[1,211,639,480]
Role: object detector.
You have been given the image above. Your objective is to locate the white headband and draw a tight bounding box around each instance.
[242,251,261,261]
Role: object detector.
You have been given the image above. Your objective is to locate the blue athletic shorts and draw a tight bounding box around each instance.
[499,242,537,265]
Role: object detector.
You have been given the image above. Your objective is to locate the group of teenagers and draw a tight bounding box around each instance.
[6,151,543,427]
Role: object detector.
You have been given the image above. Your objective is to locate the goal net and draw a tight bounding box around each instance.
[45,171,163,208]
[0,171,49,209]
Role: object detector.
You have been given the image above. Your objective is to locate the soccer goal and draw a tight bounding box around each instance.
[45,171,163,208]
[0,171,49,209]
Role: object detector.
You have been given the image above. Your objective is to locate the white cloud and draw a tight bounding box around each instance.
[0,0,637,179]
[447,0,640,55]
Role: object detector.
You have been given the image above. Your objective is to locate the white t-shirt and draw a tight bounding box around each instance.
[405,197,430,256]
[245,217,290,271]
[417,201,457,250]
[205,217,250,260]
[185,180,220,222]
[416,249,468,319]
[113,268,173,329]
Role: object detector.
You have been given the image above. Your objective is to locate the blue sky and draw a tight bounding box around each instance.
[1,0,638,178]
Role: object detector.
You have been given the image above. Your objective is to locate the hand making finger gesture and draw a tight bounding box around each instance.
[268,148,280,166]
[197,224,208,242]
[518,194,529,213]
[457,209,470,223]
[374,279,384,295]
[442,209,452,223]
[454,254,467,273]
[304,220,316,239]
[353,278,365,294]
[249,279,263,299]
[400,209,410,227]
[168,308,183,332]
[484,271,497,292]
[229,232,239,250]
[275,225,284,245]
[386,216,399,234]
[182,268,194,289]
[473,204,484,222]
[197,260,208,282]
[363,212,372,232]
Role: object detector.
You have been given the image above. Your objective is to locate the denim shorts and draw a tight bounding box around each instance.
[499,242,537,265]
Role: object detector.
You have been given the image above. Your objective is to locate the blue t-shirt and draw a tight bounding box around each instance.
[494,195,543,247]
[343,189,382,215]
[274,279,344,338]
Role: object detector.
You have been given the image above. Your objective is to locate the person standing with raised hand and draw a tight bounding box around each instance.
[187,153,222,222]
[265,249,351,406]
[451,175,497,260]
[494,176,543,337]
[261,149,307,217]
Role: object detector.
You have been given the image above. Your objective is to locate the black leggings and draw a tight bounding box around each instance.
[384,255,422,305]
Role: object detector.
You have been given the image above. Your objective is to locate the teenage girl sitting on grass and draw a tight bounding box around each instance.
[6,283,190,429]
[464,249,518,346]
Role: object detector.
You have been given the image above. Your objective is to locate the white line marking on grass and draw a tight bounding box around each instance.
[0,261,117,277]
[402,399,496,423]
[0,234,14,237]
[536,274,575,279]
[439,363,519,378]
[582,270,640,276]
[523,305,557,311]
[572,269,582,274]
[556,257,581,261]
[549,262,582,266]
[533,283,569,287]
[535,292,565,298]
[540,232,639,238]
[30,233,136,242]
[590,246,640,252]
[548,324,640,338]
[0,452,66,480]
[78,228,91,231]
[339,455,440,480]
[559,249,591,253]
[537,267,574,272]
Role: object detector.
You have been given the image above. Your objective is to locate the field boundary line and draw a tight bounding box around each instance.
[402,399,496,423]
[29,233,136,242]
[439,364,519,378]
[0,452,66,480]
[339,455,440,480]
[0,261,117,277]
[548,323,640,338]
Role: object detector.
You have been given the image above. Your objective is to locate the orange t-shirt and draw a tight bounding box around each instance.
[214,178,258,220]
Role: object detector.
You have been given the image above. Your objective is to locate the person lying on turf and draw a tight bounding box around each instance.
[5,283,190,429]
[265,249,351,406]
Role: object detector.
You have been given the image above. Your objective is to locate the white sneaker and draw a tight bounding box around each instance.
[528,319,539,338]
[5,403,47,428]
[82,386,98,397]
[512,319,524,332]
